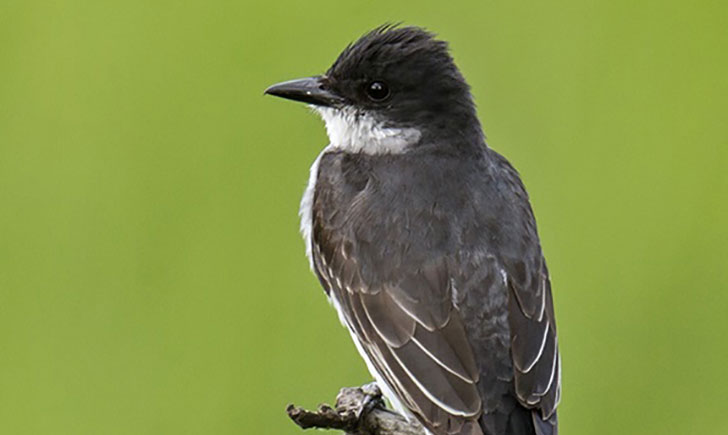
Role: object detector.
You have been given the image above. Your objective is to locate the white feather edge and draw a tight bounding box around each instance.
[514,321,551,374]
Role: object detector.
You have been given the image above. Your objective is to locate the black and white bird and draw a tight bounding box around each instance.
[265,25,560,435]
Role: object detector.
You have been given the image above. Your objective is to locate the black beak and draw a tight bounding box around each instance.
[264,76,343,107]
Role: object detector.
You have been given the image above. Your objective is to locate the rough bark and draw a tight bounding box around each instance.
[286,383,425,435]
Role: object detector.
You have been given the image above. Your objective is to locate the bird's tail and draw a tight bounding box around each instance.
[532,411,557,435]
[497,407,557,435]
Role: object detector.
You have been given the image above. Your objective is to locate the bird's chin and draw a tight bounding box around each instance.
[313,106,421,155]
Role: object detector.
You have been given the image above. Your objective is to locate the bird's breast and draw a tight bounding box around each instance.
[307,150,475,287]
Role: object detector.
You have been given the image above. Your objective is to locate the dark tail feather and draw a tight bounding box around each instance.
[504,406,534,435]
[498,406,557,435]
[532,411,557,435]
[479,405,557,435]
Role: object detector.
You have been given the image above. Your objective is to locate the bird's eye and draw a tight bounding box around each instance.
[366,81,390,101]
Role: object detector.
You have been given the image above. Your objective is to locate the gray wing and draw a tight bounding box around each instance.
[311,230,484,435]
[505,255,560,431]
[449,248,560,435]
[492,152,560,431]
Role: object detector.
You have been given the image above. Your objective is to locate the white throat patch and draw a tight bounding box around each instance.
[314,106,421,154]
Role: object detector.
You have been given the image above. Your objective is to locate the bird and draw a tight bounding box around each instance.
[264,25,560,435]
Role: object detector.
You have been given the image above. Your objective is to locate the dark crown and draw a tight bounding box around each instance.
[326,25,483,146]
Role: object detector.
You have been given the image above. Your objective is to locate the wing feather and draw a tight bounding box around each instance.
[507,260,561,420]
[410,314,480,383]
[360,291,416,347]
[314,236,482,433]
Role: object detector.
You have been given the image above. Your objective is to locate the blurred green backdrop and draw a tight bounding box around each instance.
[1,1,727,434]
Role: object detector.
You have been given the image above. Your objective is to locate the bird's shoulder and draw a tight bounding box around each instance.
[313,147,484,279]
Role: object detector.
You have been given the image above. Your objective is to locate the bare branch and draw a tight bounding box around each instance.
[287,383,425,435]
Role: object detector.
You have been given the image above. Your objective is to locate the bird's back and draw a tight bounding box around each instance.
[309,146,558,435]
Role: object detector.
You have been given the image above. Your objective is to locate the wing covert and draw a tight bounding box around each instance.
[506,257,561,422]
[312,237,483,434]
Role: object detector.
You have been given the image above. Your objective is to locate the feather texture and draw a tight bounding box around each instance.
[305,147,559,435]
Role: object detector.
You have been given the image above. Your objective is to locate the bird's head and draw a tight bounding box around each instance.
[265,25,483,154]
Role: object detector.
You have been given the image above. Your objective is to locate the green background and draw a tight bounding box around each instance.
[1,1,726,434]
